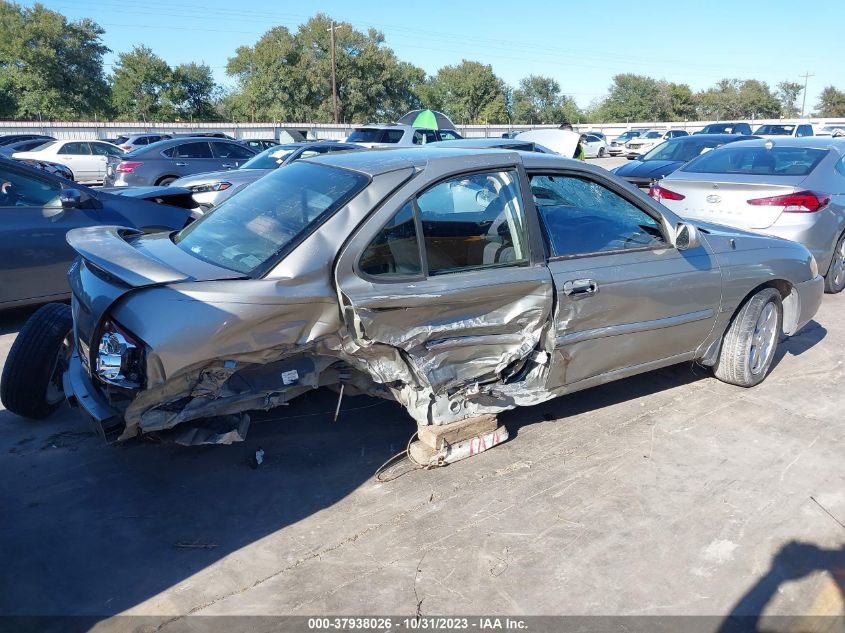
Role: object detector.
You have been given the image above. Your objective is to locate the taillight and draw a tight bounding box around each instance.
[649,183,685,201]
[115,161,143,174]
[747,190,830,213]
[120,145,132,151]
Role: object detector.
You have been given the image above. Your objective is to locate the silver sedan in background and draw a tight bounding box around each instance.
[652,138,845,293]
[172,141,364,210]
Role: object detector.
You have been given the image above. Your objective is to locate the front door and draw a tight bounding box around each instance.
[527,170,722,389]
[57,141,94,182]
[335,162,554,422]
[0,163,95,305]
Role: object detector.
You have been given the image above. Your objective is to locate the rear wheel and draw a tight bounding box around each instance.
[714,288,782,387]
[156,176,177,186]
[598,147,606,158]
[824,233,845,294]
[0,303,73,419]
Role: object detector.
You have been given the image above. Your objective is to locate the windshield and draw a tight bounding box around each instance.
[642,131,662,139]
[239,144,298,169]
[703,124,731,133]
[174,162,369,275]
[754,125,795,135]
[617,131,639,141]
[643,138,726,162]
[681,146,827,176]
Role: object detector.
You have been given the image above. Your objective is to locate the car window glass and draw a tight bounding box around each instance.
[438,129,461,141]
[213,142,254,159]
[91,143,117,156]
[530,174,665,257]
[384,130,405,143]
[682,146,827,176]
[415,170,529,275]
[173,142,213,158]
[834,157,845,178]
[0,165,62,207]
[359,202,421,277]
[59,142,90,155]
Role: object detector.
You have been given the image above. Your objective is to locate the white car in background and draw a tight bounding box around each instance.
[608,130,647,155]
[752,123,814,138]
[813,125,844,138]
[625,129,689,159]
[12,139,124,184]
[580,133,609,158]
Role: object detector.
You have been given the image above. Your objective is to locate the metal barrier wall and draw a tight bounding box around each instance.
[0,119,842,141]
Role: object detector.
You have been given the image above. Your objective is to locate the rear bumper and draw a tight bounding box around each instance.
[764,212,841,273]
[792,275,824,335]
[62,353,125,442]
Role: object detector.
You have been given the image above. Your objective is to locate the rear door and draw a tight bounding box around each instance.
[335,155,554,411]
[167,141,216,177]
[57,141,94,181]
[528,169,721,388]
[90,142,122,181]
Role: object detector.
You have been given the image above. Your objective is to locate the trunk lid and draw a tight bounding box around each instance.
[658,175,807,229]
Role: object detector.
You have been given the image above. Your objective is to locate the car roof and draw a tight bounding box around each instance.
[428,138,529,149]
[674,133,757,141]
[352,124,414,131]
[721,137,845,151]
[304,146,584,177]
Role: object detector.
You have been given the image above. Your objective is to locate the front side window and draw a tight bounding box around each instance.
[412,130,437,145]
[384,130,405,143]
[59,142,90,155]
[530,174,665,257]
[0,165,62,207]
[438,129,462,141]
[175,162,368,275]
[91,143,122,156]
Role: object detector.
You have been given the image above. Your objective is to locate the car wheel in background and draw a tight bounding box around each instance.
[598,147,606,158]
[156,176,178,186]
[0,303,73,419]
[713,288,782,388]
[823,233,845,294]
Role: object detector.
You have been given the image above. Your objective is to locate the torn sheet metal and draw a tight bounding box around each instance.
[173,414,251,446]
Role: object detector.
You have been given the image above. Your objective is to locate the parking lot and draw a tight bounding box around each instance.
[2,225,843,630]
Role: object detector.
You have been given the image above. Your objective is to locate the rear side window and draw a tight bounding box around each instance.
[59,142,90,155]
[682,146,827,176]
[347,129,383,143]
[359,202,421,277]
[171,142,213,158]
[384,130,404,143]
[413,130,437,145]
[438,129,462,141]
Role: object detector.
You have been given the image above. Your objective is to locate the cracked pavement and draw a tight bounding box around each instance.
[1,287,844,624]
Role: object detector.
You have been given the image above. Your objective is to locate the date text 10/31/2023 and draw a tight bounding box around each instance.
[307,617,529,630]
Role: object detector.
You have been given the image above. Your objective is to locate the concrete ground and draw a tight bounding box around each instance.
[2,163,844,627]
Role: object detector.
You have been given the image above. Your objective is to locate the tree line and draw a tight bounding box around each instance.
[2,3,844,124]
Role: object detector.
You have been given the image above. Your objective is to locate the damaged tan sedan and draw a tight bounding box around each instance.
[1,148,824,459]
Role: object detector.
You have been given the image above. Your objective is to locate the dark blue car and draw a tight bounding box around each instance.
[611,134,758,187]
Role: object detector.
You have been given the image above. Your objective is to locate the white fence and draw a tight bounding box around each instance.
[0,119,843,141]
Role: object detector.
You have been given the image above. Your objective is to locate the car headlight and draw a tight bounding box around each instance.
[189,181,232,193]
[96,319,144,389]
[809,255,818,278]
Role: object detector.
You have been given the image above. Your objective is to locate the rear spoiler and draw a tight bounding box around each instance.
[66,226,190,288]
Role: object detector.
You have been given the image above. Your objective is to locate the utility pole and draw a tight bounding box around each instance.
[328,21,340,123]
[799,71,814,118]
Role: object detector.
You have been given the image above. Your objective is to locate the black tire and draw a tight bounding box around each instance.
[713,288,782,388]
[1,303,73,419]
[156,176,177,186]
[598,147,606,158]
[824,232,845,294]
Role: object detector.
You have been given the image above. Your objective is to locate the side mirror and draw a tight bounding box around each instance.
[674,222,700,250]
[60,189,82,209]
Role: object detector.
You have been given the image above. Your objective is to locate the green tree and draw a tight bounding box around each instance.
[167,63,219,121]
[111,46,173,121]
[697,79,781,119]
[226,15,425,123]
[421,60,508,124]
[776,81,803,118]
[0,2,110,119]
[815,86,845,117]
[511,75,581,124]
[595,74,695,122]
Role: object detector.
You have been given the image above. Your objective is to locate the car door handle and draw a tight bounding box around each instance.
[221,163,233,168]
[175,162,188,167]
[563,279,598,299]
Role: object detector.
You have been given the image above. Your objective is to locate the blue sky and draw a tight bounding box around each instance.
[29,0,845,112]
